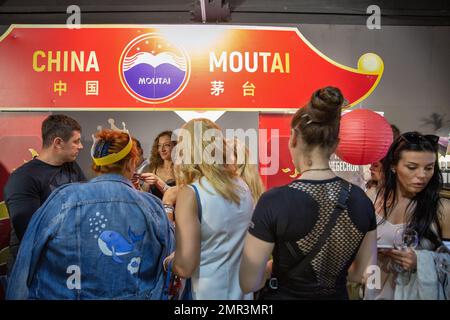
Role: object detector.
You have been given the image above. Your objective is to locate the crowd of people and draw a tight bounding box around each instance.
[2,86,449,300]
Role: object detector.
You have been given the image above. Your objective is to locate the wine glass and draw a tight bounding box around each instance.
[392,228,419,273]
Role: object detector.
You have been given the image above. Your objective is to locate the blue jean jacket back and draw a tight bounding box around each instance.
[6,174,174,300]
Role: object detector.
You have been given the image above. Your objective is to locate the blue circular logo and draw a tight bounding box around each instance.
[119,34,190,104]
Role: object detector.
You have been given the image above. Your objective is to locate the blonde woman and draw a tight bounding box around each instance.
[231,138,265,204]
[164,119,254,300]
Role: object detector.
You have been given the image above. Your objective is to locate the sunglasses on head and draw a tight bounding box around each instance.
[399,132,439,148]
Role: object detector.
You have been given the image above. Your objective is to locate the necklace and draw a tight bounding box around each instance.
[300,167,332,175]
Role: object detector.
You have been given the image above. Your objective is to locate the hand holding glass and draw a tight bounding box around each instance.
[392,228,418,272]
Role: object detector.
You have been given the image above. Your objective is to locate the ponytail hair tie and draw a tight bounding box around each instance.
[302,113,321,126]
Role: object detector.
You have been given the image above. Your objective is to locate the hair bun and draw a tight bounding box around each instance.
[309,86,344,124]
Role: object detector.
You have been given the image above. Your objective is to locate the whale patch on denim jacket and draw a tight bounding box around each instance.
[97,227,145,263]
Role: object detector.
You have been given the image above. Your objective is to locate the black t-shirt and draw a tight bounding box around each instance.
[249,177,376,300]
[4,158,86,265]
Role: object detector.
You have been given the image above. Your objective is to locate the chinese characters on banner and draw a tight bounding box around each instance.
[0,25,383,110]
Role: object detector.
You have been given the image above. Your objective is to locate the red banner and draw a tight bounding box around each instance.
[0,25,383,110]
[258,113,294,190]
[0,113,48,200]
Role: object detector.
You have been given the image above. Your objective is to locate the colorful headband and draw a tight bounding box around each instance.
[91,120,133,166]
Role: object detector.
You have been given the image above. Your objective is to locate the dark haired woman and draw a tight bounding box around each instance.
[6,129,174,299]
[366,124,401,197]
[372,132,450,299]
[140,130,176,200]
[239,87,377,300]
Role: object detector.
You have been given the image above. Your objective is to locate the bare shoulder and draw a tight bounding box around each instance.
[177,185,195,199]
[439,198,450,215]
[175,186,197,215]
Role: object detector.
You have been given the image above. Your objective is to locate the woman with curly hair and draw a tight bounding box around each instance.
[140,130,176,200]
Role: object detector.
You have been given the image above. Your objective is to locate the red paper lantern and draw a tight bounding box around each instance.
[336,109,393,165]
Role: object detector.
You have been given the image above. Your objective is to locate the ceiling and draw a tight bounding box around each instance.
[0,0,449,26]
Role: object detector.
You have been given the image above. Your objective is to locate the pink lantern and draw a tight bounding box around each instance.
[336,109,393,165]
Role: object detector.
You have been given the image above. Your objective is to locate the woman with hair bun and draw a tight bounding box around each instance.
[240,87,377,300]
[7,129,174,300]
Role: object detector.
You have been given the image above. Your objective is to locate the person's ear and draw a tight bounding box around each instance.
[124,158,136,176]
[53,137,64,149]
[289,129,298,149]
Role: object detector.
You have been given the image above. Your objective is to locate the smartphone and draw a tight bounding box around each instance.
[377,244,394,249]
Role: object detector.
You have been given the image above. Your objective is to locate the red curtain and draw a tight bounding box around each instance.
[258,113,297,190]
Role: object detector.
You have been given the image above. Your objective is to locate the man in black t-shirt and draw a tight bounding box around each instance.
[3,114,86,273]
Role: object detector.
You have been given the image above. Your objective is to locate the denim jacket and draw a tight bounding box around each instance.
[6,174,174,300]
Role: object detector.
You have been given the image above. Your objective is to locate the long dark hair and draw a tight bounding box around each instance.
[379,131,443,248]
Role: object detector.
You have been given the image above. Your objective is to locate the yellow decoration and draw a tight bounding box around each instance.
[29,148,39,158]
[357,53,383,74]
[289,169,300,178]
[92,134,133,166]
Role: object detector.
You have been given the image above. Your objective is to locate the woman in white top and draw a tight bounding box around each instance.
[369,132,450,299]
[164,118,254,300]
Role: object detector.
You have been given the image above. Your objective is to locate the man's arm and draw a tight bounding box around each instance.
[4,173,41,240]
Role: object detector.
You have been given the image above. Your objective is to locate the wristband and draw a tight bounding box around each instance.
[164,204,174,214]
[163,257,171,272]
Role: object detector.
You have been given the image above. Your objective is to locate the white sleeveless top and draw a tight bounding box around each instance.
[373,214,406,300]
[189,177,254,300]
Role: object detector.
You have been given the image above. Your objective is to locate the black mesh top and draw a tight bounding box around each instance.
[249,177,376,299]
